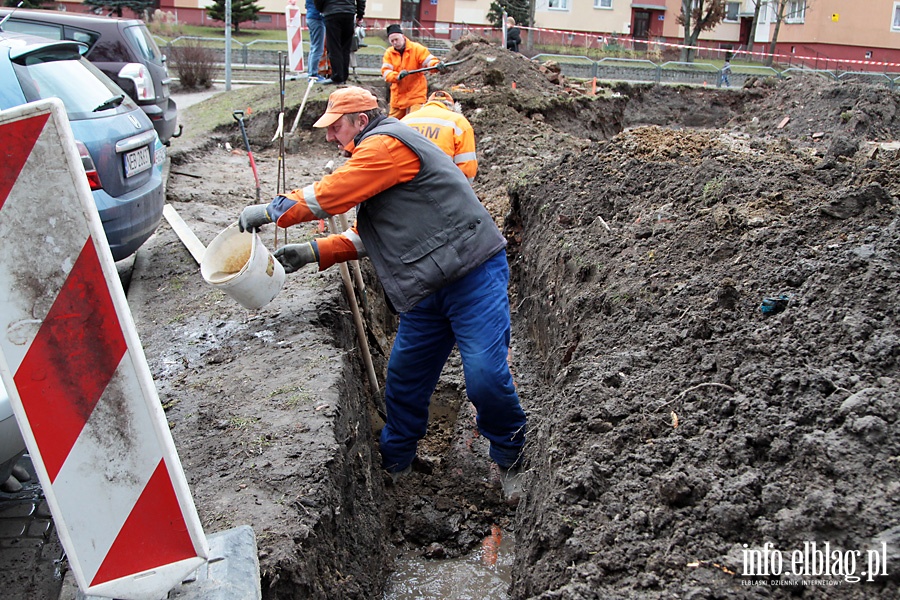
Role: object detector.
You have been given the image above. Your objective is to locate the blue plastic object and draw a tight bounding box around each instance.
[760,294,791,315]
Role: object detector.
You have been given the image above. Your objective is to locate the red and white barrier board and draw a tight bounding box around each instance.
[0,99,208,599]
[286,0,305,73]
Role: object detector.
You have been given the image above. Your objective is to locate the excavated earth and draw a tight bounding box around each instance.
[127,36,899,599]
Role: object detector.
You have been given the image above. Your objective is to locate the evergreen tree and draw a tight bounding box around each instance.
[82,0,156,18]
[486,0,530,28]
[4,0,49,8]
[207,0,261,34]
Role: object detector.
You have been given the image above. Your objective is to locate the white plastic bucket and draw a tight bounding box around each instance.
[201,224,285,310]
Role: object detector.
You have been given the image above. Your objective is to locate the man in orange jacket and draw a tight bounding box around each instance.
[401,90,477,184]
[381,23,444,119]
[237,87,526,493]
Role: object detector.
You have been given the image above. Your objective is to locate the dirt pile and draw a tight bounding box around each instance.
[146,39,900,599]
[503,91,900,597]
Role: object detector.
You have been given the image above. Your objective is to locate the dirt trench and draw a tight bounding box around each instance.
[150,36,900,599]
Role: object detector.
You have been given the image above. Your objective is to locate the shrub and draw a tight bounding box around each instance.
[169,40,220,89]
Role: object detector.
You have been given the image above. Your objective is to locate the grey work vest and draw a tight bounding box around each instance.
[355,119,506,312]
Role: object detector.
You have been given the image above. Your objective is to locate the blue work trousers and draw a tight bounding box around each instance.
[379,251,527,472]
[307,15,325,78]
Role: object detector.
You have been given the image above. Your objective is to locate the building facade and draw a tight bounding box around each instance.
[48,1,900,70]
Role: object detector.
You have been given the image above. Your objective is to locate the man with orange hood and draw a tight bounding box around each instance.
[401,90,477,184]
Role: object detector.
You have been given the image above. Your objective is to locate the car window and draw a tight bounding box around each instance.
[12,51,137,121]
[87,34,131,63]
[2,20,63,40]
[63,27,100,50]
[124,25,163,65]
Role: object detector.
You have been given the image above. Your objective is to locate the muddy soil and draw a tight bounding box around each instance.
[135,37,899,599]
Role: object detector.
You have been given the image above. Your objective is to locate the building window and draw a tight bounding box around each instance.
[785,0,806,23]
[548,0,570,10]
[893,2,900,32]
[594,0,612,9]
[724,2,740,23]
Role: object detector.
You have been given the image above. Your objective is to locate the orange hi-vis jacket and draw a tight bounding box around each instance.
[268,112,475,274]
[401,99,477,183]
[267,118,422,271]
[266,117,502,310]
[381,38,440,110]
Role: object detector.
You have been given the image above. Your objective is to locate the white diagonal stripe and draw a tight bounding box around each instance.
[52,351,164,583]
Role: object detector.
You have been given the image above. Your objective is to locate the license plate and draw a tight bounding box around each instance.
[124,146,151,177]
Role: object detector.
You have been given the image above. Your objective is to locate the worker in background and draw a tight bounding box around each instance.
[401,90,477,184]
[305,0,329,83]
[316,0,366,85]
[381,23,445,119]
[236,87,526,498]
[506,16,521,53]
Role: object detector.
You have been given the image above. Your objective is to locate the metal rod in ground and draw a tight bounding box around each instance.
[275,53,287,250]
[233,110,261,202]
[277,53,287,194]
[328,215,380,394]
[290,78,316,134]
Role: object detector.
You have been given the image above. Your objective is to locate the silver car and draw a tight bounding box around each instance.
[0,30,165,261]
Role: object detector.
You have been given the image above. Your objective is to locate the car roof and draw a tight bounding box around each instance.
[0,8,141,30]
[0,29,86,57]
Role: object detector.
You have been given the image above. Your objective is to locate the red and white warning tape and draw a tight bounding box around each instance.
[515,24,900,70]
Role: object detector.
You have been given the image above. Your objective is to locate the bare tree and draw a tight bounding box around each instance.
[746,0,763,55]
[766,0,788,66]
[677,0,727,62]
[763,1,819,66]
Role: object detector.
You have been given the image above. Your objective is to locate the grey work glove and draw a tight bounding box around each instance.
[398,70,409,80]
[238,204,272,232]
[436,61,447,72]
[274,242,318,274]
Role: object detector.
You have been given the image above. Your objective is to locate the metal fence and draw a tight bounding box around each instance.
[534,52,900,90]
[157,35,900,91]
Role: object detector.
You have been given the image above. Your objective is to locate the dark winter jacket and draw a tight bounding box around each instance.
[355,118,506,312]
[314,0,365,20]
[507,26,521,52]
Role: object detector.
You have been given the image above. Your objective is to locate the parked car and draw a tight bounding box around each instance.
[0,381,25,490]
[0,29,165,261]
[0,8,179,144]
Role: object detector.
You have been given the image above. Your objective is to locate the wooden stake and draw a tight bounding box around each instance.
[328,216,380,394]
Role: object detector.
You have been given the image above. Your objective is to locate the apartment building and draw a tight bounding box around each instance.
[49,0,899,69]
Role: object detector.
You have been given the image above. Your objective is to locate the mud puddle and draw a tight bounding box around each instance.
[385,532,514,599]
[379,369,520,596]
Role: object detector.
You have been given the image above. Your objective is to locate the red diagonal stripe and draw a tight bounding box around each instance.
[91,459,196,586]
[0,112,49,211]
[14,239,126,482]
[292,28,302,51]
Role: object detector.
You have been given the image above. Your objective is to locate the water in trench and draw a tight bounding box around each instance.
[384,533,515,599]
[380,372,518,599]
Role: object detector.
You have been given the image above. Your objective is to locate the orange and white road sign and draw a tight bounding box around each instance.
[286,0,305,73]
[0,99,209,599]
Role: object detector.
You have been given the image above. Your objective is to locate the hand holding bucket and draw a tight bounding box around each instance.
[200,224,285,310]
